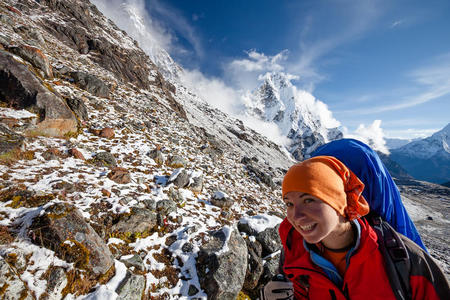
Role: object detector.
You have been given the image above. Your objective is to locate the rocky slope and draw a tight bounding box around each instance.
[0,0,291,299]
[0,0,448,299]
[390,123,450,184]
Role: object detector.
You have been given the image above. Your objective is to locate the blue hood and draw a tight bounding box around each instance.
[311,138,427,252]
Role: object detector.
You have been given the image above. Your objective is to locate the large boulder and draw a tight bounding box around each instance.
[196,226,247,300]
[0,50,77,137]
[28,203,114,277]
[69,71,110,98]
[8,44,53,78]
[111,208,157,235]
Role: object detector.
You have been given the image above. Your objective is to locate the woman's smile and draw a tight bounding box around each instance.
[298,223,317,233]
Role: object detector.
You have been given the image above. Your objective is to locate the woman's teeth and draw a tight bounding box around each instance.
[300,224,315,231]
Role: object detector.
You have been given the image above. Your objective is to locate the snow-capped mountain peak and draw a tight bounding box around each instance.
[244,71,342,160]
[396,123,450,159]
[390,123,450,183]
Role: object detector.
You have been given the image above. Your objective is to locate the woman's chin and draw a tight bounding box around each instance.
[303,236,322,244]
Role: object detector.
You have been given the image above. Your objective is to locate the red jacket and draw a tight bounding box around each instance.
[279,217,447,299]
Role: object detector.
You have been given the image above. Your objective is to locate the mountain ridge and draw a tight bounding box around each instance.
[390,123,450,184]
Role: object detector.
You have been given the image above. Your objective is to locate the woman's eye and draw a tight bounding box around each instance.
[304,198,315,204]
[285,202,293,208]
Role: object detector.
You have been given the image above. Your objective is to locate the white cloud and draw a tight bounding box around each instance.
[180,69,242,115]
[390,19,405,28]
[91,0,173,56]
[384,128,437,139]
[238,115,291,147]
[149,0,203,58]
[226,50,290,90]
[91,0,202,60]
[344,120,389,153]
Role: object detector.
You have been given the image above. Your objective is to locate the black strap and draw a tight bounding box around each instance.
[370,216,412,300]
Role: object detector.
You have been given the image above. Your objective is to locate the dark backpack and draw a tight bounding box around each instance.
[366,214,412,300]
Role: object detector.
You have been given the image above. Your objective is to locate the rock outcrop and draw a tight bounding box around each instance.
[0,50,77,136]
[196,227,248,300]
[29,203,114,277]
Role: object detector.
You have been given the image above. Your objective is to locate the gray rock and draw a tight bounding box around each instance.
[156,199,176,216]
[28,203,114,276]
[182,242,194,253]
[42,149,59,161]
[69,71,110,98]
[168,186,184,203]
[237,221,257,237]
[116,271,146,300]
[9,44,53,78]
[142,199,156,211]
[0,50,77,137]
[93,151,117,167]
[256,225,282,257]
[147,148,164,165]
[243,239,264,291]
[66,97,88,121]
[53,64,71,76]
[197,227,247,300]
[0,14,14,27]
[242,158,276,189]
[0,259,33,300]
[167,155,187,168]
[261,252,281,284]
[210,191,233,209]
[120,254,145,272]
[189,174,204,193]
[188,284,199,296]
[111,208,157,234]
[168,169,190,188]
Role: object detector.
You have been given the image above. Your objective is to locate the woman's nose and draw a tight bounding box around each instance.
[292,205,306,220]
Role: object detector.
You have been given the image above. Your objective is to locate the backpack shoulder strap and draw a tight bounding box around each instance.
[369,215,412,300]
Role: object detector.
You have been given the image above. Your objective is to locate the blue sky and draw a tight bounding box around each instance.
[94,0,450,140]
[143,0,450,139]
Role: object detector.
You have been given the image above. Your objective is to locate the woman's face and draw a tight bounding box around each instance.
[283,191,347,245]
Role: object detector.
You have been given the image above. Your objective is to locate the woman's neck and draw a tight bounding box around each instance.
[321,221,355,250]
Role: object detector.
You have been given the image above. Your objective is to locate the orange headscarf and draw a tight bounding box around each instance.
[282,156,369,220]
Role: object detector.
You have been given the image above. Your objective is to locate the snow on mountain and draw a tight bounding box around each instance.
[390,123,450,183]
[243,72,343,160]
[91,0,182,82]
[394,123,450,159]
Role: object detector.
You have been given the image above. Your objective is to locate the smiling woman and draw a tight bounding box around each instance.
[261,156,449,300]
[283,192,354,250]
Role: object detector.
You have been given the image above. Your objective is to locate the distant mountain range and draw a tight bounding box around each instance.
[385,138,417,150]
[389,123,450,184]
